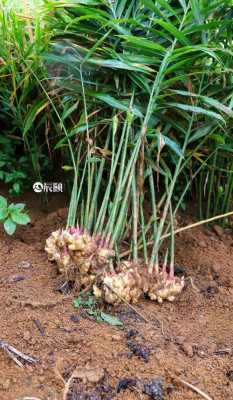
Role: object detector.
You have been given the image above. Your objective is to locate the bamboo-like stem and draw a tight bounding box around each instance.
[140,197,148,264]
[132,170,138,262]
[169,201,175,279]
[206,151,217,220]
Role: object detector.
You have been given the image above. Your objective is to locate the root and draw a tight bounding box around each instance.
[45,229,184,305]
[172,376,213,400]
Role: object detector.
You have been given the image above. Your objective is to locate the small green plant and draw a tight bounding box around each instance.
[73,294,123,327]
[0,195,31,235]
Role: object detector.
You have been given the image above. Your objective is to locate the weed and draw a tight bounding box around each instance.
[73,294,123,326]
[0,195,30,235]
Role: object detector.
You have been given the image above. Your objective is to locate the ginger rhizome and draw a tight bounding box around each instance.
[45,228,184,304]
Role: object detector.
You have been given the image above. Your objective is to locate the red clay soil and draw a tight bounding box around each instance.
[0,191,233,400]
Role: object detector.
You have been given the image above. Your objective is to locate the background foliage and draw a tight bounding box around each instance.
[0,0,232,249]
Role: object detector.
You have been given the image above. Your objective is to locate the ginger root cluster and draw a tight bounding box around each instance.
[45,229,184,304]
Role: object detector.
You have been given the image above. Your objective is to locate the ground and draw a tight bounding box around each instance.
[0,192,233,400]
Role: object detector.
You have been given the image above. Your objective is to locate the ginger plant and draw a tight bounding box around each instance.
[45,100,185,304]
[44,0,230,305]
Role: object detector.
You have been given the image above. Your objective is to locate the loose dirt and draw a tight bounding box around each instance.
[0,191,233,400]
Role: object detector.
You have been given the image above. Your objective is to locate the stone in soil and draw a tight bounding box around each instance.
[181,342,194,357]
[213,224,224,237]
[17,260,32,269]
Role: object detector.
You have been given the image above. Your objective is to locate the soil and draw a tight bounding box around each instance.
[0,190,233,400]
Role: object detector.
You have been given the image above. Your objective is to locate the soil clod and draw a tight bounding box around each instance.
[143,378,164,400]
[226,370,233,381]
[213,224,224,238]
[202,285,219,298]
[70,314,80,323]
[116,378,137,393]
[8,275,26,283]
[174,265,186,276]
[127,339,150,362]
[125,329,139,339]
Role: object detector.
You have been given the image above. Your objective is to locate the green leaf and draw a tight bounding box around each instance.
[120,35,165,53]
[73,297,82,308]
[62,101,79,121]
[188,125,213,143]
[85,296,94,307]
[141,0,167,19]
[163,135,184,158]
[92,94,143,118]
[153,19,190,46]
[73,295,94,308]
[156,0,180,20]
[0,195,7,209]
[23,99,49,137]
[100,312,123,326]
[209,134,225,144]
[88,57,152,73]
[178,0,187,10]
[12,182,21,195]
[4,219,16,235]
[171,90,233,117]
[12,203,26,211]
[0,208,8,221]
[11,212,30,225]
[55,120,108,149]
[190,0,203,24]
[87,309,98,317]
[168,103,226,123]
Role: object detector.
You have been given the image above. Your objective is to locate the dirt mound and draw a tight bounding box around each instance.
[0,192,232,399]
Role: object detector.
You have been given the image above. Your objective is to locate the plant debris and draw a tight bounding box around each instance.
[33,319,45,336]
[63,366,113,400]
[0,339,38,368]
[73,294,123,326]
[127,339,150,362]
[56,281,74,295]
[116,376,165,399]
[8,275,26,283]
